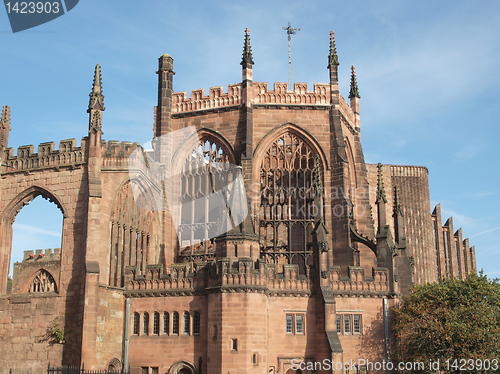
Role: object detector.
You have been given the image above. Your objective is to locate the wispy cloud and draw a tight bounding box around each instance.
[14,224,61,238]
[469,226,500,238]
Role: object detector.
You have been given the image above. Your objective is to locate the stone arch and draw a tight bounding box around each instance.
[170,128,238,261]
[27,268,58,293]
[107,357,121,371]
[171,127,236,172]
[0,186,65,295]
[167,360,197,374]
[1,185,66,224]
[253,122,329,174]
[253,123,326,274]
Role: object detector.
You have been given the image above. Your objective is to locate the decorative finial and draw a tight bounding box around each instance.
[328,30,339,67]
[88,64,105,112]
[313,154,323,197]
[241,28,254,66]
[393,186,403,217]
[376,163,387,204]
[349,65,360,99]
[1,106,11,130]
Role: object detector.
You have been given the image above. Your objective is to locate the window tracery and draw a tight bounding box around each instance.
[109,181,157,287]
[259,132,323,274]
[177,135,235,263]
[28,269,57,293]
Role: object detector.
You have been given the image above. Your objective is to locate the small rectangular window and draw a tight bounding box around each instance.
[231,338,238,351]
[151,368,158,374]
[143,312,149,336]
[336,315,342,334]
[141,368,148,374]
[344,315,351,334]
[286,314,293,333]
[296,315,304,334]
[353,314,361,334]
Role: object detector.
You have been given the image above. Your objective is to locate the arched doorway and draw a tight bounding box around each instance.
[286,369,302,374]
[167,360,196,374]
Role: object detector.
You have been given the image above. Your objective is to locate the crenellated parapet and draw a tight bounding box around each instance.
[390,165,428,177]
[172,84,242,114]
[253,82,330,106]
[21,248,61,262]
[2,138,86,173]
[329,266,390,296]
[124,258,313,297]
[101,140,142,170]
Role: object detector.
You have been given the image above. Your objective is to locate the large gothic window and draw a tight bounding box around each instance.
[109,181,158,287]
[259,132,322,274]
[177,134,235,263]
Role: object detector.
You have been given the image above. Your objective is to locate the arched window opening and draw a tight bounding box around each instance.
[163,312,169,335]
[259,132,323,274]
[153,312,160,335]
[8,195,63,295]
[172,312,179,335]
[183,311,190,335]
[28,269,57,293]
[143,312,149,336]
[176,134,235,263]
[193,311,200,335]
[133,312,140,335]
[109,181,157,287]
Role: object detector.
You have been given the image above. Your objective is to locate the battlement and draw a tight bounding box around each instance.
[390,165,428,177]
[253,82,330,106]
[21,248,61,263]
[2,138,85,172]
[329,266,390,294]
[124,258,313,296]
[172,84,242,113]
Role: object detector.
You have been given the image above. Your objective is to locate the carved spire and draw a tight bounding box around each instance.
[241,28,254,66]
[376,163,387,204]
[88,64,105,135]
[0,105,11,149]
[88,64,105,112]
[349,65,360,99]
[327,30,339,67]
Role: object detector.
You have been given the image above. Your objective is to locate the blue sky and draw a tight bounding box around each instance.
[1,0,499,278]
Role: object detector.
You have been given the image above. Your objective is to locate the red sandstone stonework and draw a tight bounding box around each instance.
[0,31,475,374]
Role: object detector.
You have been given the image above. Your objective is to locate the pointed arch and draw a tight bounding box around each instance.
[0,186,65,295]
[1,185,66,224]
[253,123,326,274]
[253,122,329,173]
[170,128,237,262]
[27,268,58,293]
[167,360,197,374]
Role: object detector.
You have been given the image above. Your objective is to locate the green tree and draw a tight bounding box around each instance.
[393,272,500,373]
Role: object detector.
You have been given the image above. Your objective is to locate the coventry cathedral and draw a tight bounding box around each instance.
[0,29,475,373]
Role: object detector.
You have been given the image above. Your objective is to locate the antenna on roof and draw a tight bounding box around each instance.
[283,22,300,91]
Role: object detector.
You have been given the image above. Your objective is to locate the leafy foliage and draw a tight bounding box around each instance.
[394,272,500,373]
